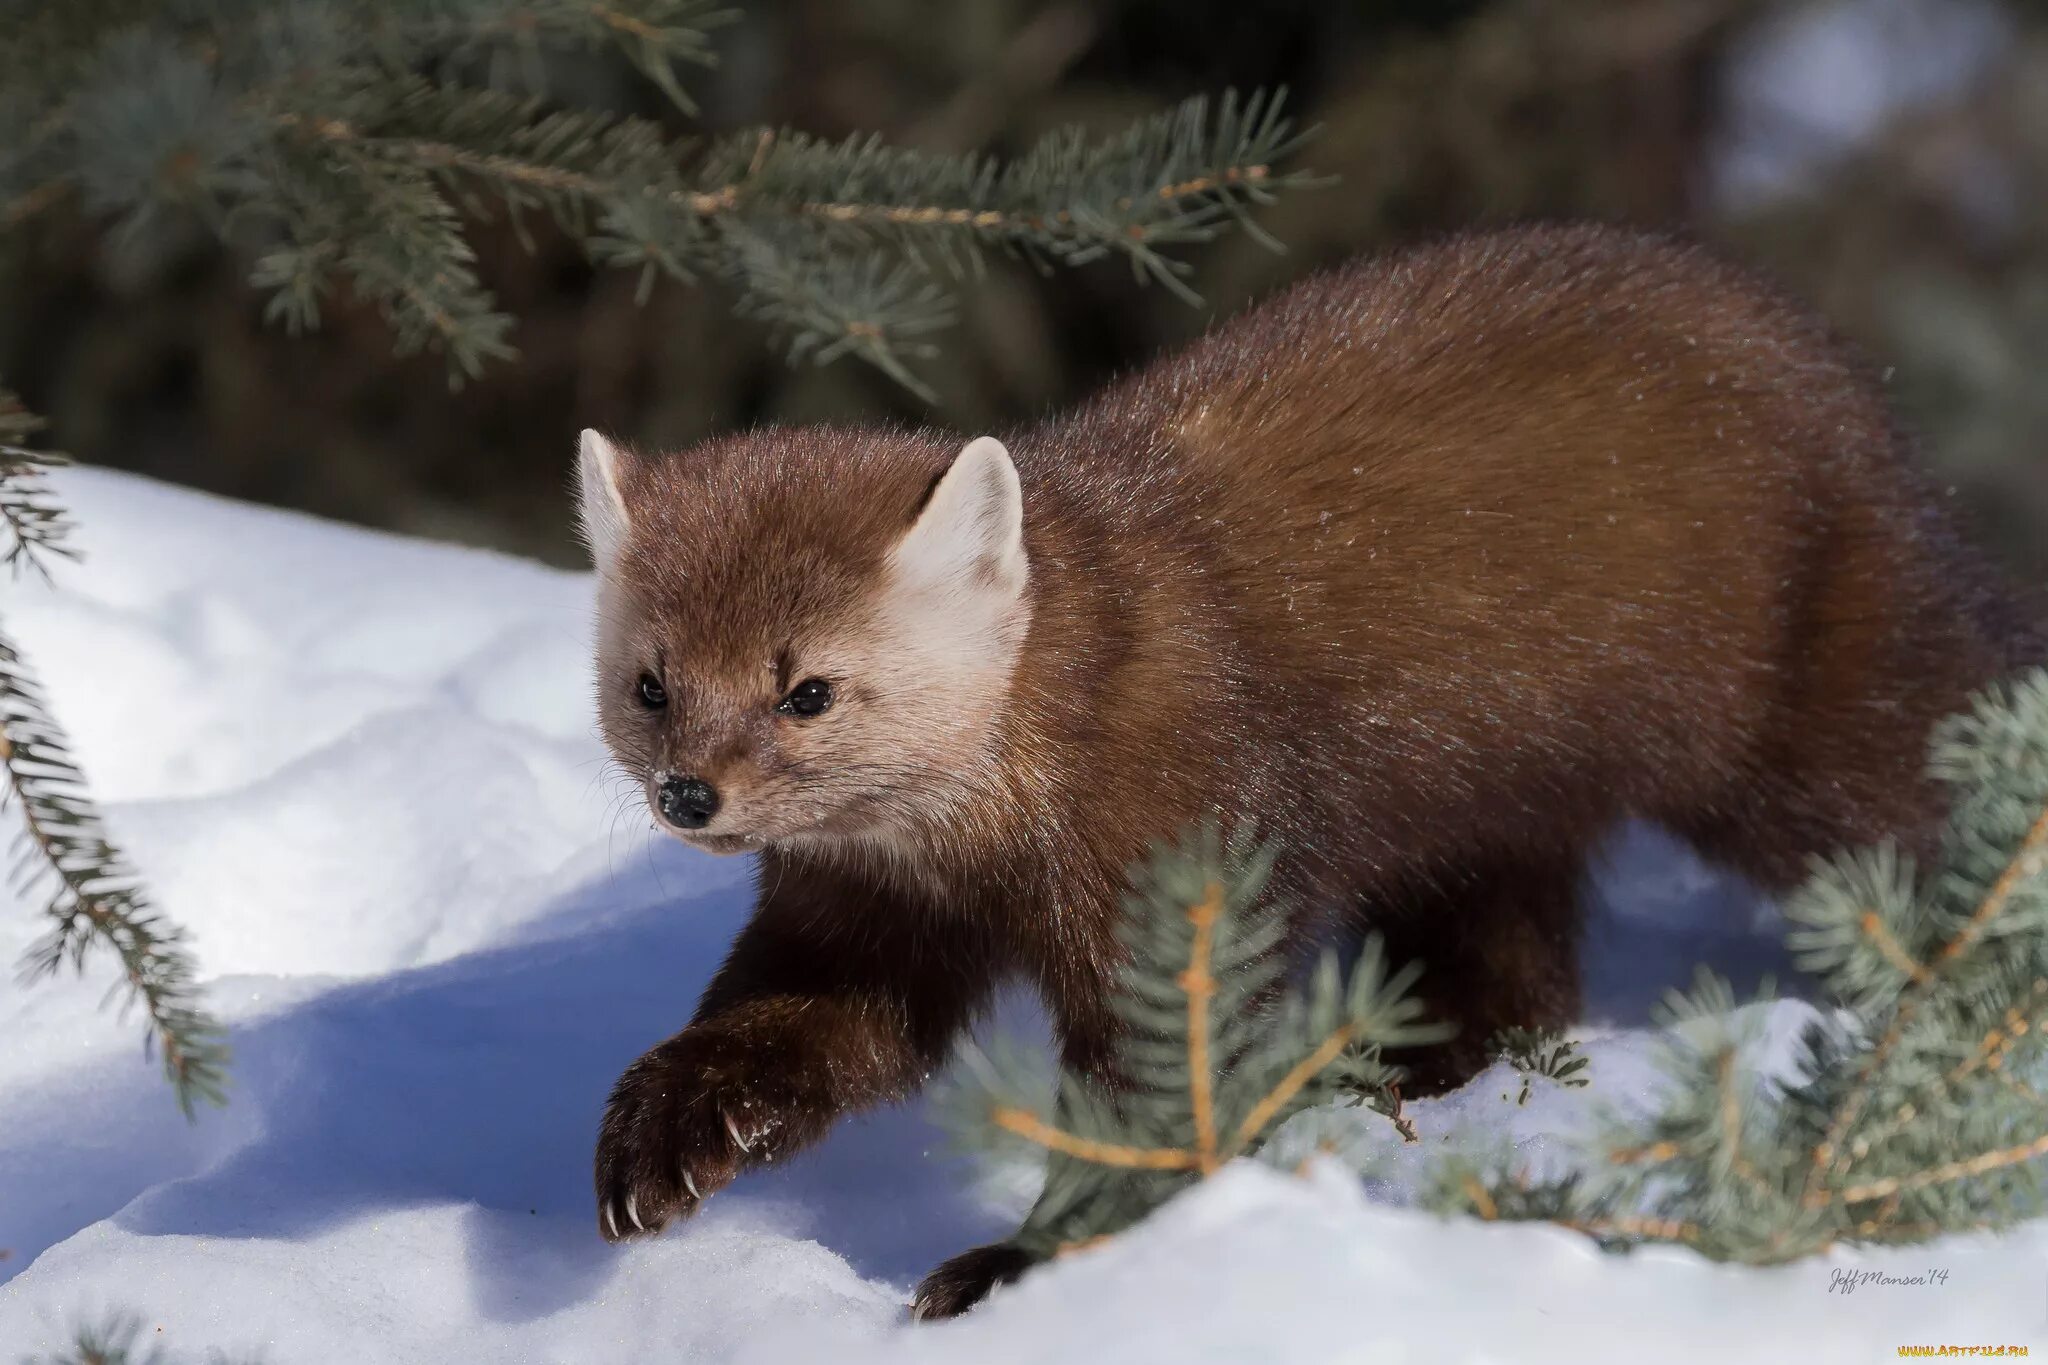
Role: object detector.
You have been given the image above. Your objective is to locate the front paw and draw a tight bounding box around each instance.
[910,1242,1038,1320]
[593,1033,806,1242]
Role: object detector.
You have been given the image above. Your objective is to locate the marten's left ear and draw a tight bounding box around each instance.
[892,436,1028,599]
[576,428,633,576]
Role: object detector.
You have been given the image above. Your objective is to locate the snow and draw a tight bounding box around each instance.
[2,467,2044,1362]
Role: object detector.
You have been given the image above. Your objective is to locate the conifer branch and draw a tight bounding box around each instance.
[1608,1140,1681,1166]
[5,0,1316,390]
[1809,797,2048,1198]
[932,825,1443,1262]
[1851,986,2048,1162]
[0,388,227,1115]
[1448,668,2048,1263]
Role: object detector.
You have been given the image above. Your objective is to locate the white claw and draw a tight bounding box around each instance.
[625,1193,643,1232]
[683,1168,701,1202]
[603,1203,620,1240]
[723,1111,752,1153]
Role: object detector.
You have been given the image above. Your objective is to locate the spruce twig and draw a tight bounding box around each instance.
[932,825,1447,1260]
[4,0,1317,390]
[1808,806,2048,1201]
[1436,668,2048,1262]
[0,389,227,1115]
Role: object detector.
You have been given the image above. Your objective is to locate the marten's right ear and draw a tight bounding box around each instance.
[577,428,632,575]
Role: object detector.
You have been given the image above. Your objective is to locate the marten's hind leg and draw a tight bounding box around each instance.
[1364,852,1585,1096]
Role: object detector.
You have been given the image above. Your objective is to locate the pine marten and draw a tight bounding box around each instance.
[578,223,2036,1316]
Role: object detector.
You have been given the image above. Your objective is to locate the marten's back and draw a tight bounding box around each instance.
[1008,224,2030,882]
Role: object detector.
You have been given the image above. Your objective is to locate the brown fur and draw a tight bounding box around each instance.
[583,223,2037,1310]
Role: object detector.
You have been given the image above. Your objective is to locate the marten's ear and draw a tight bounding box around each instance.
[892,436,1028,600]
[576,428,632,575]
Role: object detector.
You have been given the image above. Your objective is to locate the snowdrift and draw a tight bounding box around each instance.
[1,468,2040,1363]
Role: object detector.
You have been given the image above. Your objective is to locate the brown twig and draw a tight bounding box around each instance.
[744,128,776,179]
[1183,880,1223,1172]
[1834,1129,2048,1205]
[1850,1215,1997,1243]
[1858,910,1928,983]
[797,202,1026,229]
[590,3,664,43]
[283,112,1275,239]
[1716,1048,1770,1194]
[1994,1068,2042,1105]
[1806,800,2048,1205]
[1559,1215,1699,1244]
[1935,806,2048,966]
[1228,1025,1355,1155]
[1609,1140,1680,1166]
[796,169,1270,234]
[1386,1081,1420,1144]
[1948,988,2045,1087]
[1146,167,1269,201]
[990,1106,1199,1171]
[1054,1233,1114,1258]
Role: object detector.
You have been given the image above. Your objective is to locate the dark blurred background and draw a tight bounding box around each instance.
[3,0,2044,572]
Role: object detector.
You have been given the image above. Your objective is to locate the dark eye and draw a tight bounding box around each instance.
[635,672,667,709]
[776,677,834,718]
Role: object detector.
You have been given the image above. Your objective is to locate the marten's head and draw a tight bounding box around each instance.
[577,427,1032,859]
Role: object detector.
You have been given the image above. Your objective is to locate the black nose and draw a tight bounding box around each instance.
[658,775,720,830]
